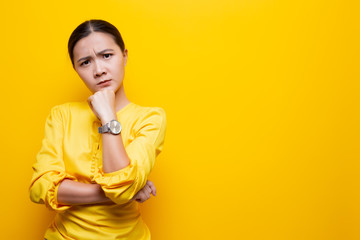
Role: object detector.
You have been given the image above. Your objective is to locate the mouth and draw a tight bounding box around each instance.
[97,79,111,85]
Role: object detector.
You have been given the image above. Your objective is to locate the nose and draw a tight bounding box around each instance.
[93,60,106,78]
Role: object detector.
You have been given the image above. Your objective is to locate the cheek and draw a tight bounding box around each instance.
[112,57,125,70]
[114,62,125,74]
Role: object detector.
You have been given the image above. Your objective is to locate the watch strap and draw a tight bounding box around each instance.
[98,123,110,133]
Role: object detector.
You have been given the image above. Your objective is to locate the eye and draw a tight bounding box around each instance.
[104,53,113,59]
[80,60,90,66]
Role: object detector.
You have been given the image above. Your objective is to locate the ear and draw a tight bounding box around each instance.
[123,49,128,66]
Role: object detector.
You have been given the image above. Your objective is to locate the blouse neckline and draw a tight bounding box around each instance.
[116,102,134,115]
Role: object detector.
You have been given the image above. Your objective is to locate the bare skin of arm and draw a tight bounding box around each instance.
[88,90,131,173]
[57,179,157,205]
[57,180,112,205]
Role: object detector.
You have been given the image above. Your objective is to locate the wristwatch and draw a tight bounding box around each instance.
[98,119,122,135]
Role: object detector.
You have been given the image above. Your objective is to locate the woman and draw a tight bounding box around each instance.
[29,19,167,239]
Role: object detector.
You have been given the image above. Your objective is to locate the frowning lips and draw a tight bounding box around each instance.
[97,79,111,85]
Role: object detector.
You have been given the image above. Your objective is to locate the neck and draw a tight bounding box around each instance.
[114,84,130,112]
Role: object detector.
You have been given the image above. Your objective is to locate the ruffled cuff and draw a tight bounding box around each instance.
[45,172,77,212]
[93,163,137,187]
[93,163,138,204]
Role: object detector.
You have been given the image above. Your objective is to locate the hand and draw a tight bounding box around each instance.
[131,180,157,203]
[87,90,117,123]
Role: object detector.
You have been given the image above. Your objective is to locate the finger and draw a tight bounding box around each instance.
[139,192,149,202]
[146,180,156,196]
[145,185,152,196]
[146,180,153,189]
[135,195,142,202]
[144,189,150,199]
[147,181,157,196]
[139,194,147,202]
[134,193,141,202]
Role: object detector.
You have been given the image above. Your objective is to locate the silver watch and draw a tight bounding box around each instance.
[98,119,122,135]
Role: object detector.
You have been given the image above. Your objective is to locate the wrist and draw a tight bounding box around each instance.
[101,115,117,125]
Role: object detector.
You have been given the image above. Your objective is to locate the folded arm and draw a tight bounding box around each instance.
[93,107,167,205]
[56,106,166,206]
[56,179,157,205]
[29,105,165,212]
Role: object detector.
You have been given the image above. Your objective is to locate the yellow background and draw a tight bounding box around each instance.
[0,0,359,239]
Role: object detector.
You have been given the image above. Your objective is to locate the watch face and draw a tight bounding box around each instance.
[109,120,121,134]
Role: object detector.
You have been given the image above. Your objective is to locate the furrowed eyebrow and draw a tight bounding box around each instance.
[77,49,115,63]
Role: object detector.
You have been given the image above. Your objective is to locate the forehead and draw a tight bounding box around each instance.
[73,32,119,57]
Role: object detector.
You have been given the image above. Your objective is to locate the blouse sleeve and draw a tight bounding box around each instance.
[29,105,77,212]
[93,107,167,205]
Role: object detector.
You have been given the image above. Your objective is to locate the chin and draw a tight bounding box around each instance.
[106,86,120,93]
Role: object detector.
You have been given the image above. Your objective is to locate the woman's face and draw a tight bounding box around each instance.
[73,31,127,94]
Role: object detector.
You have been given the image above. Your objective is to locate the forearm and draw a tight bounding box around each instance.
[57,179,113,205]
[101,115,131,173]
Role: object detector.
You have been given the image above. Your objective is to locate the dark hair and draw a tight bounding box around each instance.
[68,19,125,67]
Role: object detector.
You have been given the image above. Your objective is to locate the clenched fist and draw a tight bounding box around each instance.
[87,90,117,124]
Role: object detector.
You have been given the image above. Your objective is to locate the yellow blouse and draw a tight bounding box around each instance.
[29,100,167,240]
